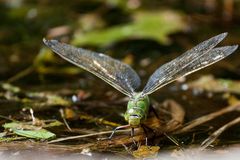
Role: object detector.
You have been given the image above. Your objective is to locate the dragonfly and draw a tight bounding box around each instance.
[43,32,238,139]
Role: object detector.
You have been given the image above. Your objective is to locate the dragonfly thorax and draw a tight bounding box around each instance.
[124,93,150,127]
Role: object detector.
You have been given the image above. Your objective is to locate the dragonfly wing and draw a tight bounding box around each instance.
[43,39,141,97]
[142,33,238,96]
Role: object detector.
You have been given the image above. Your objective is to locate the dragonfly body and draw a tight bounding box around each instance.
[43,32,238,138]
[125,93,150,127]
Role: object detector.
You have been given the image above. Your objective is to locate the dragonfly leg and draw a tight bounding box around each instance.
[130,127,137,146]
[141,124,154,146]
[145,137,148,146]
[141,124,158,146]
[131,127,134,137]
[107,125,130,140]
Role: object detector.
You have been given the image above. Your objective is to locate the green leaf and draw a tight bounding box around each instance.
[44,120,63,128]
[0,137,26,142]
[3,122,23,129]
[3,122,56,140]
[72,10,186,46]
[1,83,21,93]
[12,128,55,140]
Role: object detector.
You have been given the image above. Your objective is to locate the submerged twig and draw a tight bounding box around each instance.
[175,102,240,134]
[77,111,121,127]
[7,66,35,83]
[201,116,240,149]
[48,129,132,144]
[60,108,72,131]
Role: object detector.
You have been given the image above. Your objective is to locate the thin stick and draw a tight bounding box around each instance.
[7,66,35,83]
[164,133,181,147]
[176,102,240,134]
[201,116,240,149]
[48,129,132,144]
[59,108,72,131]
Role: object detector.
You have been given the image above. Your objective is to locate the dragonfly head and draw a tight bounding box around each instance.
[125,95,149,127]
[128,114,141,127]
[125,107,144,127]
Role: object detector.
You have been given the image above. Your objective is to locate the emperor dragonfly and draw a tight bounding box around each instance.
[43,33,238,139]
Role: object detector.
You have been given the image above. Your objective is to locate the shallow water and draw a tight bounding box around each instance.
[1,0,240,159]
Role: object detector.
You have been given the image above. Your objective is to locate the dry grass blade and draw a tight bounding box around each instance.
[201,116,240,149]
[48,130,131,144]
[175,102,240,134]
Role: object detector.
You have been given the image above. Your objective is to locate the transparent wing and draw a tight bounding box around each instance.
[43,39,141,97]
[142,33,238,96]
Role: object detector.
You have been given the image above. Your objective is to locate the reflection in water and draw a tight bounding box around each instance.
[2,146,240,160]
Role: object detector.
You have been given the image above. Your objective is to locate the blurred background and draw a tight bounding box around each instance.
[1,0,240,84]
[1,0,240,159]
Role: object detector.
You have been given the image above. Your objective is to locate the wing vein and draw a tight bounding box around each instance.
[43,39,141,97]
[141,33,238,96]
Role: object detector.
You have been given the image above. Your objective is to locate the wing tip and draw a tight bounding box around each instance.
[217,32,228,40]
[218,45,238,57]
[42,37,47,44]
[42,38,59,48]
[43,37,50,46]
[222,32,228,36]
[229,44,238,52]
